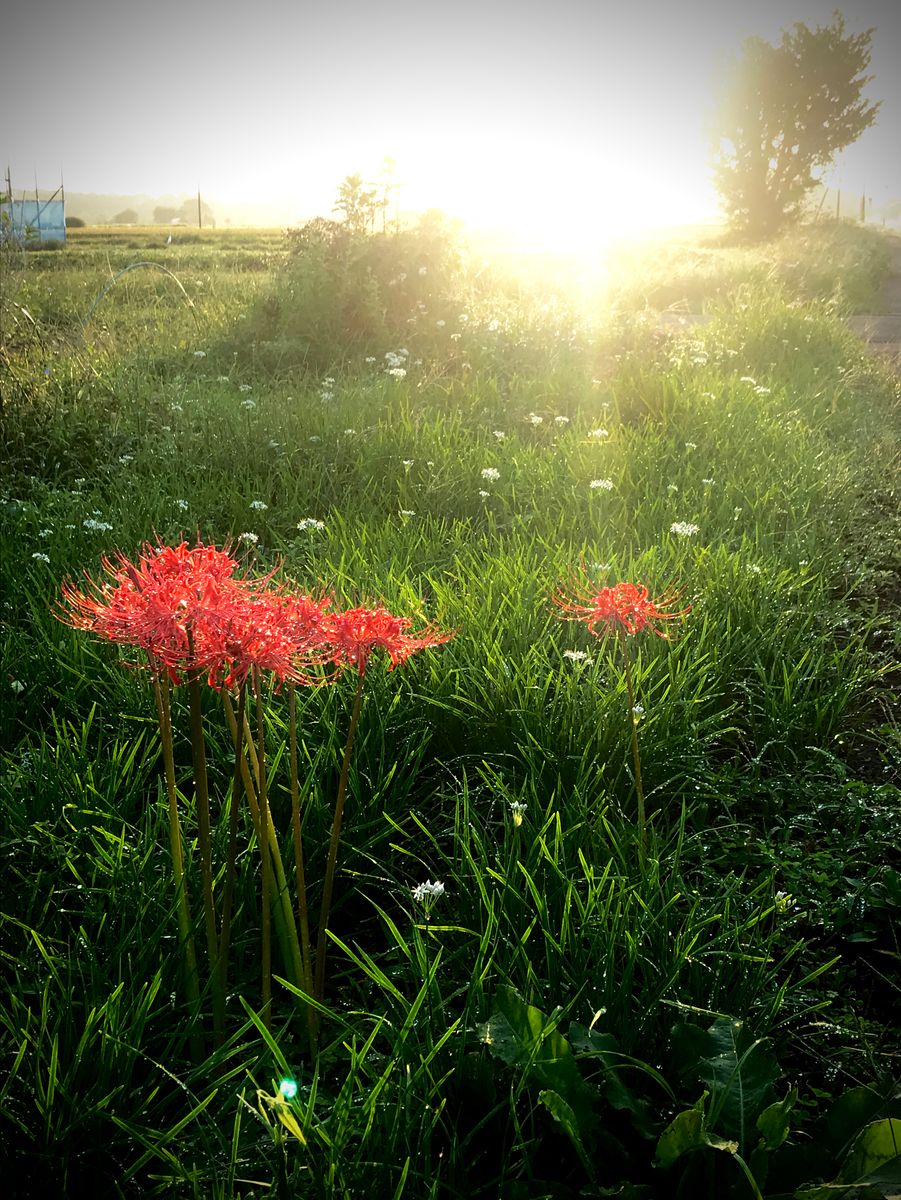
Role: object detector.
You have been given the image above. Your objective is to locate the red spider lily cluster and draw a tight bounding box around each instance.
[554,580,689,638]
[59,540,453,687]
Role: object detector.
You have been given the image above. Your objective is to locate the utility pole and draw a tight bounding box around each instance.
[197,188,202,230]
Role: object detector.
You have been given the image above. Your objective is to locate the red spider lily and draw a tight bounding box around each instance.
[323,606,455,676]
[59,540,270,683]
[554,580,689,638]
[211,591,334,690]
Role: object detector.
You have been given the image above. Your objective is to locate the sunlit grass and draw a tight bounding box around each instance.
[1,222,899,1197]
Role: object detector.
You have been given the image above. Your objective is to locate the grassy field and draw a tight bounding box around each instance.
[1,218,900,1199]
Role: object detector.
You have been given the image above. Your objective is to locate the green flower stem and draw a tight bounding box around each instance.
[186,662,224,1040]
[289,685,316,1039]
[253,671,273,1026]
[221,692,304,997]
[216,680,247,1038]
[150,670,203,1060]
[315,672,365,1005]
[620,633,648,865]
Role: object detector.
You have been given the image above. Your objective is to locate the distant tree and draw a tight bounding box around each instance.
[332,173,379,235]
[153,205,180,225]
[177,197,215,227]
[712,13,880,238]
[111,208,138,225]
[65,216,86,228]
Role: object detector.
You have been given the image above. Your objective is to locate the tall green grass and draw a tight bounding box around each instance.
[1,222,899,1197]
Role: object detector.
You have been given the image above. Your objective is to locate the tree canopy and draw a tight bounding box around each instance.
[712,13,879,237]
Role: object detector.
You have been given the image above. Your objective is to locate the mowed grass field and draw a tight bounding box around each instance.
[1,219,900,1199]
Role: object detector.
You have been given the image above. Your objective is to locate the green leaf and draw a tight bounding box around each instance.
[481,987,596,1135]
[569,1022,645,1119]
[655,1092,738,1169]
[697,1018,779,1147]
[838,1119,901,1188]
[795,1119,901,1199]
[826,1088,897,1157]
[539,1089,596,1182]
[757,1088,798,1150]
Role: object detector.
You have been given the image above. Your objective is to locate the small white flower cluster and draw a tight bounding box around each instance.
[249,500,268,511]
[684,441,697,451]
[590,478,613,491]
[492,430,506,441]
[320,376,335,402]
[554,415,570,426]
[487,318,500,333]
[509,800,527,827]
[31,552,50,563]
[670,521,699,537]
[238,532,259,545]
[702,478,715,486]
[399,509,416,517]
[193,350,206,360]
[588,428,609,439]
[562,649,592,663]
[239,383,253,394]
[481,467,500,483]
[297,518,326,532]
[175,499,189,511]
[411,879,445,912]
[241,398,257,410]
[385,349,409,379]
[525,412,543,426]
[83,518,113,533]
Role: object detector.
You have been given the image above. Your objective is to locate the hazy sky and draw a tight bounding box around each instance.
[2,0,899,241]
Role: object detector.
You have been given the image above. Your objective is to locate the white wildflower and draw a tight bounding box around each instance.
[493,430,506,440]
[588,428,609,439]
[249,500,268,511]
[526,412,543,426]
[193,350,206,359]
[238,532,259,544]
[481,467,500,482]
[238,383,253,394]
[436,319,446,328]
[297,518,326,532]
[509,800,527,827]
[562,649,592,663]
[478,489,490,498]
[590,478,613,490]
[386,367,407,379]
[670,521,699,536]
[175,499,189,511]
[241,398,257,410]
[702,478,715,486]
[31,552,50,563]
[411,879,445,907]
[82,519,113,532]
[554,415,570,425]
[10,680,25,694]
[684,441,697,450]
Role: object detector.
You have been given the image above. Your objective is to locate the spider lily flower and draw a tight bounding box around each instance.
[553,581,689,639]
[322,606,454,677]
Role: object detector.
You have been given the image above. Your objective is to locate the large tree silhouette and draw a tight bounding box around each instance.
[712,13,879,238]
